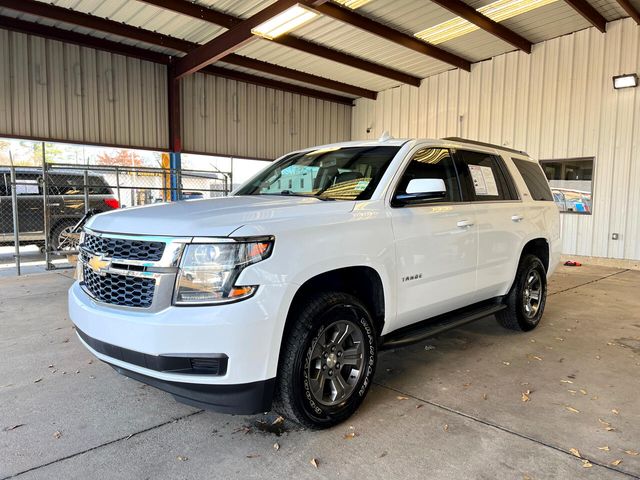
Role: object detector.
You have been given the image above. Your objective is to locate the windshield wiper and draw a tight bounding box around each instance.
[262,191,335,201]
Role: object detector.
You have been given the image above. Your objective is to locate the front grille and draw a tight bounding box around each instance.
[82,233,165,261]
[82,264,155,308]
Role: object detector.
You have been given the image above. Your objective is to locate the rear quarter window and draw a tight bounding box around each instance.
[511,158,553,201]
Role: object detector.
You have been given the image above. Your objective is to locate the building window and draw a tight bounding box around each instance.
[541,158,593,214]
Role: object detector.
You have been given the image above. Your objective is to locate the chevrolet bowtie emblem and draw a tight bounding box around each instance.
[87,254,110,274]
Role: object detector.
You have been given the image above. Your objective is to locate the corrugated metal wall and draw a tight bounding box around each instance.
[0,30,168,150]
[352,18,640,261]
[181,72,352,160]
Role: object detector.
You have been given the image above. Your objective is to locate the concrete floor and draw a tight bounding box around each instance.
[1,265,639,479]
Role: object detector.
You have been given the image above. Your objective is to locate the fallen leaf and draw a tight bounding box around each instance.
[272,416,284,425]
[565,406,580,414]
[569,448,581,458]
[482,393,488,400]
[424,344,436,351]
[502,361,510,366]
[246,454,260,459]
[598,418,610,426]
[568,389,577,394]
[416,404,424,409]
[555,337,565,341]
[595,355,601,360]
[561,380,573,384]
[176,455,188,461]
[624,450,639,456]
[598,446,610,451]
[582,460,593,468]
[611,409,619,415]
[75,370,79,374]
[378,451,388,458]
[606,427,616,432]
[53,430,62,439]
[579,389,587,395]
[48,364,54,368]
[3,424,24,431]
[396,396,409,401]
[443,424,449,432]
[34,378,42,383]
[273,442,280,451]
[310,458,319,469]
[611,459,622,466]
[522,390,531,402]
[344,432,358,440]
[87,359,93,364]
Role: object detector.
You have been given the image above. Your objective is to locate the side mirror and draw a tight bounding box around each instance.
[393,178,447,206]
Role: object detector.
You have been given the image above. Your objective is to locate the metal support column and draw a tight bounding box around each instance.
[168,63,182,202]
[9,161,21,276]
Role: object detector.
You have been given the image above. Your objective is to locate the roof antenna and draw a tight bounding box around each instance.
[378,130,393,142]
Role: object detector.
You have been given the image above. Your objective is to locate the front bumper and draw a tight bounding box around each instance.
[69,279,293,412]
[77,329,275,414]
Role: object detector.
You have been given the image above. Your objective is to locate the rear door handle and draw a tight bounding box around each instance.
[457,219,474,228]
[511,215,524,222]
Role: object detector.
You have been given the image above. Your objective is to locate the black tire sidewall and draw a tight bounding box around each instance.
[515,256,547,330]
[293,300,377,427]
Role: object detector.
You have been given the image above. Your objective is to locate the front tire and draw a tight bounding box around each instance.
[497,254,547,331]
[273,292,377,429]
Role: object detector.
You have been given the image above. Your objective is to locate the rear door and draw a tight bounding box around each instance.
[16,173,44,234]
[0,172,11,239]
[453,149,523,300]
[390,147,478,329]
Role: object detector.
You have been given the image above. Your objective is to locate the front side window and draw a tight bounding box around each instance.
[235,146,400,201]
[541,157,593,214]
[456,150,518,201]
[393,148,461,203]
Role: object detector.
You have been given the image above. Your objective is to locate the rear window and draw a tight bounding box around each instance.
[512,158,553,201]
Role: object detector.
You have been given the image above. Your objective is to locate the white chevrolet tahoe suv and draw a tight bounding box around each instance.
[69,137,560,428]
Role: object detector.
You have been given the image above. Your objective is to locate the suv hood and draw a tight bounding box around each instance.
[86,195,355,237]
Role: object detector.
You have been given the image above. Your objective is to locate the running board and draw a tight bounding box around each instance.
[380,302,506,350]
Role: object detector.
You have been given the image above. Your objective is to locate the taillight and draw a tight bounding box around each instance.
[104,198,120,209]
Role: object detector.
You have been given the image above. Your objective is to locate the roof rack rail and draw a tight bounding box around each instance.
[442,137,527,156]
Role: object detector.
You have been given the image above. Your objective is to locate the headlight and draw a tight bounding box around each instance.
[173,237,274,305]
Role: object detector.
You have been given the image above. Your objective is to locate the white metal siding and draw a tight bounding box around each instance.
[181,72,352,160]
[352,18,640,261]
[0,30,168,150]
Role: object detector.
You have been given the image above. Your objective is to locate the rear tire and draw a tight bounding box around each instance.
[497,254,547,331]
[273,291,377,429]
[51,221,79,252]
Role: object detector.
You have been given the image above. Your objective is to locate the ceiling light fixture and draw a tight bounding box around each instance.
[251,4,318,40]
[333,0,373,9]
[613,73,639,89]
[415,0,558,45]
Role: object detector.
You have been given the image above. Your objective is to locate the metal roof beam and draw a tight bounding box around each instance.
[0,0,370,99]
[138,0,421,87]
[304,1,472,71]
[429,0,532,53]
[563,0,607,32]
[173,0,300,78]
[614,0,640,24]
[201,65,354,105]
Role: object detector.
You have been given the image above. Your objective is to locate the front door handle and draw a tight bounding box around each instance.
[457,219,474,228]
[511,214,524,222]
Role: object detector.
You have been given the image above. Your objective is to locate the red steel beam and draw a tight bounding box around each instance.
[306,1,472,71]
[563,0,607,32]
[173,0,299,78]
[615,0,640,24]
[429,0,532,53]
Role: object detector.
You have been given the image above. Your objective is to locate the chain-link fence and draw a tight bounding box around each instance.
[0,162,230,276]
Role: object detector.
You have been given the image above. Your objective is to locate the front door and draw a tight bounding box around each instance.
[390,147,478,330]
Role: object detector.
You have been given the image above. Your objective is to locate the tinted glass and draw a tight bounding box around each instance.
[49,174,111,195]
[456,150,517,201]
[394,148,460,203]
[512,158,553,201]
[236,146,400,201]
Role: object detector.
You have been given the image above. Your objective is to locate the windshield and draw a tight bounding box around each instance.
[234,146,400,201]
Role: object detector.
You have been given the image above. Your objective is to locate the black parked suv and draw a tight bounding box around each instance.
[0,168,119,251]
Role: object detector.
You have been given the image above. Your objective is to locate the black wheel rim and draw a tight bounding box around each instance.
[522,269,543,318]
[307,319,365,407]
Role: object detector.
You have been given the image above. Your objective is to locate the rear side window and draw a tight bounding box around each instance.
[511,158,553,201]
[455,150,518,201]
